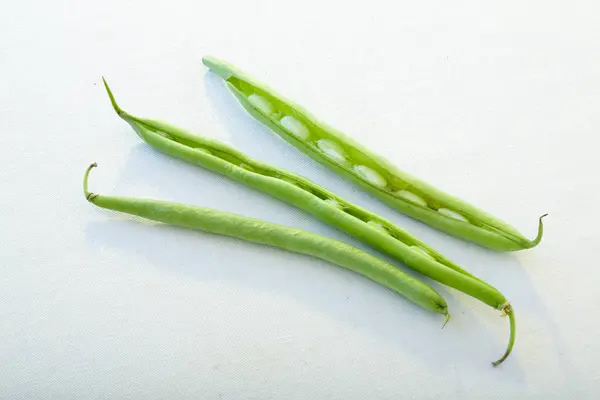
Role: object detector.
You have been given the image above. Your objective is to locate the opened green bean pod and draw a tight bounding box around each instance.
[83,162,448,318]
[203,56,546,252]
[102,79,516,365]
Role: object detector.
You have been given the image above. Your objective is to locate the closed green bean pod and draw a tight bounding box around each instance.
[202,56,546,252]
[83,163,448,318]
[102,79,516,365]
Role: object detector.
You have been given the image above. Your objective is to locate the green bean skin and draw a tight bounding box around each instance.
[102,79,516,365]
[202,56,546,252]
[83,163,448,317]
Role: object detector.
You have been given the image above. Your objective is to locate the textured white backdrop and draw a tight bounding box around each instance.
[1,1,599,399]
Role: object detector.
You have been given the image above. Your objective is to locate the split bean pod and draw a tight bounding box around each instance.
[202,56,546,252]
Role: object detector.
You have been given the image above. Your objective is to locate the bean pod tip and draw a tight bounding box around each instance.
[491,303,516,367]
[101,77,126,118]
[528,213,548,248]
[441,313,451,329]
[83,162,99,201]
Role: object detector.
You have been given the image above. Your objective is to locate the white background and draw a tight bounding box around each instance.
[1,1,599,398]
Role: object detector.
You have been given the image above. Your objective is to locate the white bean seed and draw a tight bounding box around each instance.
[367,220,388,234]
[354,165,387,187]
[437,208,468,222]
[324,198,342,209]
[280,116,310,140]
[395,190,427,207]
[317,139,346,162]
[410,246,435,260]
[248,94,275,116]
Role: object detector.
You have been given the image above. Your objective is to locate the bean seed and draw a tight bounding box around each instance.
[354,165,387,187]
[280,116,310,140]
[317,139,346,162]
[324,198,343,209]
[367,220,388,234]
[248,93,275,116]
[410,245,435,260]
[438,208,468,222]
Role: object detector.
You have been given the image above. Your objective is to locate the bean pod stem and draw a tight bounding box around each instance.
[493,303,516,367]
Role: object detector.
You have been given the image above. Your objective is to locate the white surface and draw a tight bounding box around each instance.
[1,1,599,398]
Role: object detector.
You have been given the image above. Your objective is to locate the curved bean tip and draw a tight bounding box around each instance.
[441,313,451,329]
[83,162,99,201]
[529,213,549,247]
[492,303,515,367]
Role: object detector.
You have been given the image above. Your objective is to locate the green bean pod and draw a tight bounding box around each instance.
[83,163,448,318]
[202,56,546,252]
[102,79,516,365]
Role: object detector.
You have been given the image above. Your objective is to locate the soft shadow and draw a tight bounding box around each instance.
[87,217,457,368]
